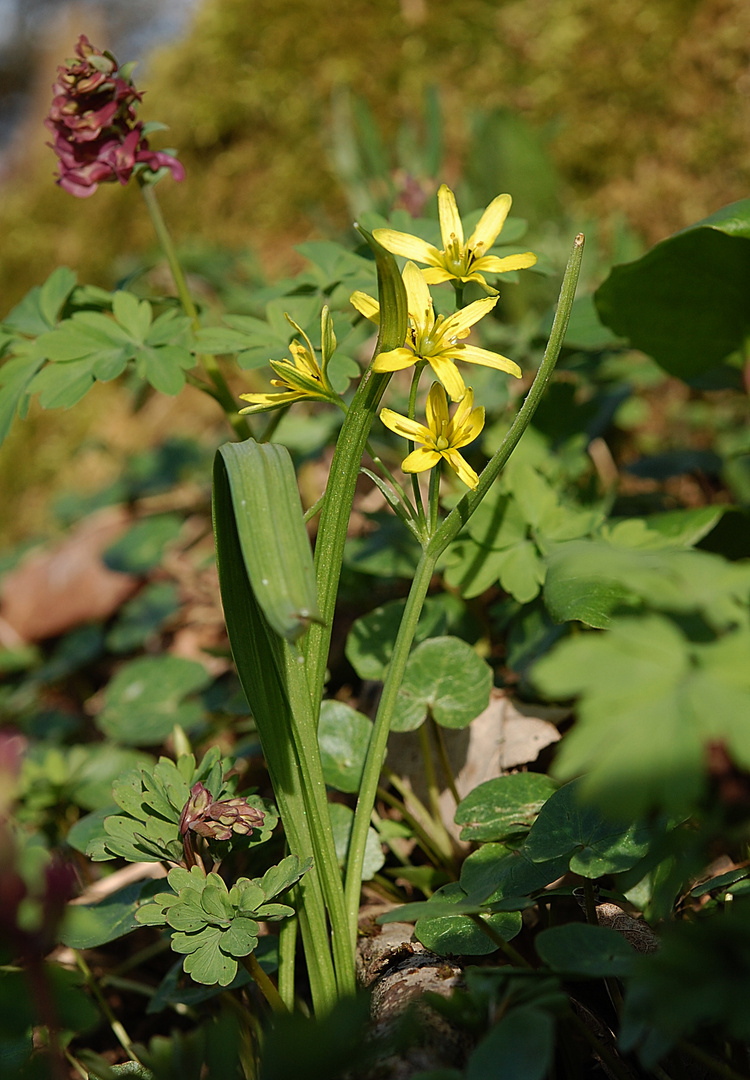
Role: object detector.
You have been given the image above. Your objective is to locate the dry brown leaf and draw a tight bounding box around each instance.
[0,508,139,642]
[388,689,565,837]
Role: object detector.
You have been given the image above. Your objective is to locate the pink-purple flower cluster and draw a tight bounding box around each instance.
[179,782,266,842]
[46,34,185,198]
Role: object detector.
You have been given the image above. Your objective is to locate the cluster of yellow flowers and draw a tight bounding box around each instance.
[240,185,536,491]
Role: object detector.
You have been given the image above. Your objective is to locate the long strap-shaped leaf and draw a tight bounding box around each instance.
[213,443,354,1005]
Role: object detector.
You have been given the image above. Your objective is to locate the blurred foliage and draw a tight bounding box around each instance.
[2,0,750,314]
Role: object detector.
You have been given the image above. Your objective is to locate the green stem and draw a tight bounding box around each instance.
[344,551,437,944]
[243,953,288,1014]
[377,784,448,867]
[467,913,531,967]
[565,1009,635,1080]
[260,406,288,444]
[365,439,419,527]
[73,951,142,1064]
[418,721,443,825]
[583,879,599,925]
[381,771,454,866]
[139,181,250,440]
[427,460,441,537]
[304,491,327,524]
[430,716,460,806]
[304,233,408,709]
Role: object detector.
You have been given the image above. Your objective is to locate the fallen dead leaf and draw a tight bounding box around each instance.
[0,508,139,642]
[388,689,566,838]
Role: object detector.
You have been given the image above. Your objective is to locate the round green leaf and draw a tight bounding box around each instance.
[595,199,750,379]
[415,881,522,957]
[328,802,384,880]
[182,934,238,986]
[467,1006,554,1080]
[392,636,493,732]
[345,596,454,681]
[220,917,260,958]
[455,774,558,843]
[524,779,654,877]
[536,923,636,978]
[318,700,372,793]
[96,655,210,745]
[460,842,570,903]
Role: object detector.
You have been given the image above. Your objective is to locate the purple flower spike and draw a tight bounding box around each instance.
[46,34,184,198]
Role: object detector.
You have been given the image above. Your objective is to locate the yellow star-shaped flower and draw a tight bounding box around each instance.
[351,261,521,403]
[373,184,537,290]
[380,382,485,490]
[239,307,340,414]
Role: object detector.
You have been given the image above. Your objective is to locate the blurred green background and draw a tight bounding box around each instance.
[1,0,749,539]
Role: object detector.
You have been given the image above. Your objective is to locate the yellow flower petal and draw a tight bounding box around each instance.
[437,184,464,249]
[474,252,538,274]
[373,347,418,372]
[425,382,450,432]
[239,390,302,413]
[442,448,479,489]
[372,229,442,266]
[380,408,432,443]
[350,290,380,321]
[421,267,455,285]
[450,406,485,449]
[447,387,475,431]
[442,295,498,338]
[401,447,442,474]
[427,354,466,402]
[467,193,512,253]
[454,344,522,378]
[402,261,434,335]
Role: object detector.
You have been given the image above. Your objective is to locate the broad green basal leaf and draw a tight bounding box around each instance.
[595,198,750,379]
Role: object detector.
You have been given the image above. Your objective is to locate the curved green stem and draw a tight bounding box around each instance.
[344,550,437,944]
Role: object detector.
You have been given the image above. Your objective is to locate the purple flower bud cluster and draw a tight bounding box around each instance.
[46,35,185,198]
[179,782,266,842]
